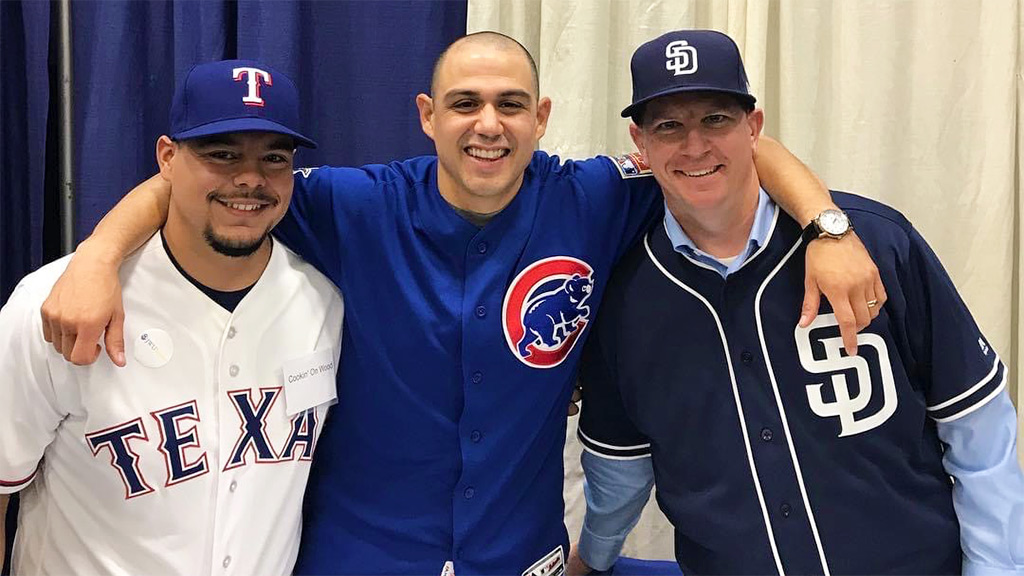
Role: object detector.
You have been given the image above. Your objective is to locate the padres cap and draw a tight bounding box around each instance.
[170,59,317,148]
[621,30,756,119]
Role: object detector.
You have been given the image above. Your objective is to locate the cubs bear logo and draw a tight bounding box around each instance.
[503,257,595,369]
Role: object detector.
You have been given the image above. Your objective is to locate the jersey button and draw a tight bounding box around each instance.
[222,556,232,568]
[477,241,488,254]
[470,430,482,443]
[471,371,483,384]
[229,480,238,492]
[227,326,236,339]
[464,487,475,499]
[229,364,239,377]
[475,305,487,318]
[760,428,773,442]
[740,351,753,364]
[780,503,792,517]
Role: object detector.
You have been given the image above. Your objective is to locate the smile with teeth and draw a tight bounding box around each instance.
[465,147,510,161]
[680,165,722,178]
[216,199,271,212]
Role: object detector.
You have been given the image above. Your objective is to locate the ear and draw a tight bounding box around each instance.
[156,136,178,182]
[533,96,552,141]
[747,108,765,151]
[629,123,646,158]
[415,93,436,141]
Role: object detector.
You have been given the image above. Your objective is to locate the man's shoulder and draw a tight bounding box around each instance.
[293,156,438,192]
[272,241,344,306]
[531,150,653,179]
[832,191,914,239]
[4,255,74,311]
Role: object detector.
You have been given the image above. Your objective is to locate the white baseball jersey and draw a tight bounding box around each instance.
[0,234,343,575]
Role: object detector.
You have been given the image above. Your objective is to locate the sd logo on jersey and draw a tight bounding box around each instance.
[503,257,595,369]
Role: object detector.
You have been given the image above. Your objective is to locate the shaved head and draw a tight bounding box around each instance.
[431,31,539,98]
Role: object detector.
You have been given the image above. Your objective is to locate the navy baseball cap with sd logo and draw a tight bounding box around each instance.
[621,30,757,120]
[170,59,317,148]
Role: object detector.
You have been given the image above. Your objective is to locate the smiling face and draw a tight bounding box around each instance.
[416,39,551,214]
[157,131,295,259]
[630,92,763,215]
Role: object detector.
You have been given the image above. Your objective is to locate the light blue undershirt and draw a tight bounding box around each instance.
[579,192,1024,575]
[663,187,775,278]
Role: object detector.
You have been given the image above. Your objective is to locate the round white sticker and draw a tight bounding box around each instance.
[133,328,173,368]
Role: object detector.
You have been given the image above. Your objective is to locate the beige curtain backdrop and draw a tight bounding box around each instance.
[469,0,1023,561]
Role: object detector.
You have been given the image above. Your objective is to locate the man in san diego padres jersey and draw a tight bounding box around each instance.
[0,60,343,574]
[572,30,1024,575]
[36,33,885,575]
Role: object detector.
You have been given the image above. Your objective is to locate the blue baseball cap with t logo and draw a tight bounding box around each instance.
[621,30,756,120]
[170,59,317,148]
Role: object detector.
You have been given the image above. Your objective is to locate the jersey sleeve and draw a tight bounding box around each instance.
[274,165,380,283]
[0,280,67,493]
[898,225,1007,422]
[577,306,651,460]
[569,155,662,261]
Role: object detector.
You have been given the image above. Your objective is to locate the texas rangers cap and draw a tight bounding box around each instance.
[621,30,756,119]
[170,59,317,148]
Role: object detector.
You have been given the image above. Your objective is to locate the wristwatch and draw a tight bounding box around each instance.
[802,208,852,243]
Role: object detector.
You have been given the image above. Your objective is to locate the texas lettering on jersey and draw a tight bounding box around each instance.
[84,387,319,499]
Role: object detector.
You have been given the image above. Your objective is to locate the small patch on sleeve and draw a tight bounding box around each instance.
[609,152,653,179]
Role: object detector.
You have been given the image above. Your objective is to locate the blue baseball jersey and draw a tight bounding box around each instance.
[273,153,659,574]
[577,192,1006,575]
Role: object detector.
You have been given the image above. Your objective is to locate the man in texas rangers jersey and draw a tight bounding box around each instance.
[573,30,1024,575]
[0,60,344,574]
[36,33,886,575]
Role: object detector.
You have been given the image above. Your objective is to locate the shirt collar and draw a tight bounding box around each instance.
[663,187,775,277]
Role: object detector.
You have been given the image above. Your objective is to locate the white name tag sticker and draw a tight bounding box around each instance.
[281,348,338,416]
[522,546,564,576]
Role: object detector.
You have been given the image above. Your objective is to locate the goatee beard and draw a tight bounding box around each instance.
[203,227,267,258]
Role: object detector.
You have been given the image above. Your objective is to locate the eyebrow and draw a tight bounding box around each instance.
[188,134,295,151]
[264,136,297,151]
[443,89,533,102]
[189,134,240,148]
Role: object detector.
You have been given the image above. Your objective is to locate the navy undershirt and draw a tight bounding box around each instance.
[160,231,255,312]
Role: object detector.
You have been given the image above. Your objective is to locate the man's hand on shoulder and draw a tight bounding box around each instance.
[40,238,126,367]
[800,231,887,355]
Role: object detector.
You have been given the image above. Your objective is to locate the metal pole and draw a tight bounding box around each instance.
[57,0,76,254]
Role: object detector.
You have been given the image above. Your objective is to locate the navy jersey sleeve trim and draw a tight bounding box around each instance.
[927,356,1007,422]
[577,429,651,460]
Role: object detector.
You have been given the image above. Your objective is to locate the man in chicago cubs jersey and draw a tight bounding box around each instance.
[0,60,343,574]
[572,30,1024,575]
[36,33,886,575]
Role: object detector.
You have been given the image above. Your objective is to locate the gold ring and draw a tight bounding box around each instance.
[866,299,878,308]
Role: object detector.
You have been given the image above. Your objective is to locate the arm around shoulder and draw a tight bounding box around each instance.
[754,136,886,355]
[754,136,830,227]
[40,174,170,367]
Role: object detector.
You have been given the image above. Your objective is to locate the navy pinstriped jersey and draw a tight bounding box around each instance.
[273,152,659,575]
[578,192,1005,575]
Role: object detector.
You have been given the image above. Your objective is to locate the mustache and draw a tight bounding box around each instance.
[206,189,279,205]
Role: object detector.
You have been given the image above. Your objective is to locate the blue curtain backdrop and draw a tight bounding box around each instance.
[0,0,467,306]
[0,0,54,309]
[0,1,467,572]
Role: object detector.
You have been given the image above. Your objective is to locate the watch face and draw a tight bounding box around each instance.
[818,209,850,236]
